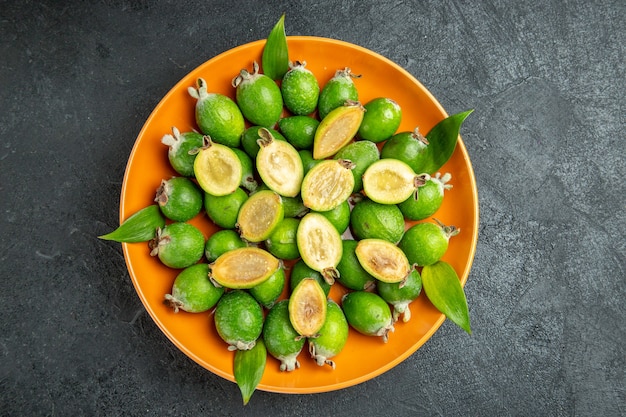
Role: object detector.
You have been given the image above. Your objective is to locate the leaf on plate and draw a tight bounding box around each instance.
[98,204,165,243]
[234,339,267,405]
[421,109,473,174]
[261,14,289,80]
[421,261,471,334]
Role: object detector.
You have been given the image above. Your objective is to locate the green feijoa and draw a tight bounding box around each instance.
[204,229,247,263]
[318,67,360,120]
[282,194,309,218]
[298,149,321,176]
[241,126,286,159]
[308,300,349,369]
[98,204,165,243]
[232,61,283,128]
[161,127,204,177]
[380,127,430,174]
[204,187,248,229]
[341,291,394,342]
[398,172,452,221]
[154,177,203,222]
[422,261,471,334]
[398,219,460,267]
[214,290,264,351]
[231,147,258,193]
[358,97,402,143]
[289,259,331,297]
[334,140,380,192]
[315,199,351,235]
[249,267,286,309]
[336,239,376,291]
[149,222,205,269]
[278,115,319,149]
[187,78,245,148]
[281,61,319,116]
[265,217,300,260]
[164,263,224,313]
[262,300,306,371]
[350,198,405,244]
[377,268,422,323]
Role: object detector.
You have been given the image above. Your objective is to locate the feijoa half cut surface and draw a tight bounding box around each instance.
[313,101,365,159]
[193,136,243,196]
[301,159,355,212]
[296,213,343,285]
[209,247,280,289]
[256,128,304,197]
[288,278,328,339]
[362,158,426,205]
[236,189,284,242]
[355,238,411,284]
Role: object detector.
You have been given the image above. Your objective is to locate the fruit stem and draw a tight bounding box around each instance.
[321,267,339,285]
[433,218,460,238]
[163,294,184,313]
[256,127,275,148]
[411,127,429,145]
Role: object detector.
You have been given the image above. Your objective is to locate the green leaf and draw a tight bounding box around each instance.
[422,261,471,334]
[262,14,289,80]
[98,204,165,243]
[421,109,473,174]
[234,339,267,405]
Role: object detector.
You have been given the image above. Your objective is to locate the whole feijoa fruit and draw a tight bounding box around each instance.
[308,300,349,369]
[161,127,204,177]
[149,222,205,269]
[204,187,248,229]
[398,172,452,221]
[358,97,402,143]
[164,263,224,313]
[154,177,203,222]
[249,267,286,309]
[214,290,264,351]
[341,291,394,343]
[232,61,283,128]
[336,239,376,291]
[380,127,430,173]
[204,229,247,263]
[377,268,422,323]
[187,78,245,148]
[398,219,460,266]
[350,198,405,244]
[281,61,319,115]
[278,115,319,150]
[318,67,360,120]
[263,300,306,371]
[333,140,380,193]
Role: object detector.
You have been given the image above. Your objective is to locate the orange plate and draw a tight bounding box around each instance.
[120,37,479,394]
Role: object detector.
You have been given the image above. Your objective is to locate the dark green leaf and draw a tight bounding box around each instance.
[98,204,165,243]
[422,261,471,334]
[421,109,473,174]
[262,14,289,80]
[234,339,267,405]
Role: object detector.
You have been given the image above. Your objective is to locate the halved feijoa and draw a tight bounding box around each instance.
[296,213,343,285]
[300,159,355,212]
[313,101,365,159]
[355,238,411,284]
[288,278,327,339]
[209,247,280,289]
[193,136,242,197]
[236,190,284,242]
[256,128,303,198]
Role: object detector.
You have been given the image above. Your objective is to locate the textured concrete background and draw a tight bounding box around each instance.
[1,0,624,416]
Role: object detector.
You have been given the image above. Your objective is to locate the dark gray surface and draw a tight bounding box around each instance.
[1,1,624,416]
